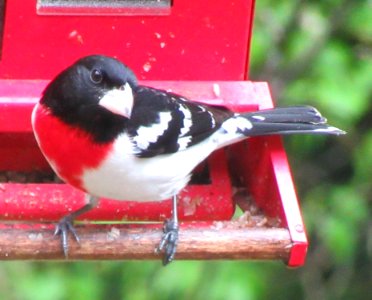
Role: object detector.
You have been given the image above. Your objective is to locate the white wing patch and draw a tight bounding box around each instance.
[208,111,216,127]
[198,105,206,112]
[177,104,193,149]
[252,115,265,121]
[133,111,172,150]
[179,104,193,137]
[221,116,252,134]
[177,136,192,150]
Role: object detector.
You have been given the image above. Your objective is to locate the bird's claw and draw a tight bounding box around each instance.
[156,219,179,266]
[54,216,80,258]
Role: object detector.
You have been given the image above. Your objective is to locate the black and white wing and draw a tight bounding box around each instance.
[127,86,233,157]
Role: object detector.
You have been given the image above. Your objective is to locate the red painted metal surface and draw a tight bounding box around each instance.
[0,0,254,80]
[0,150,232,223]
[0,0,308,266]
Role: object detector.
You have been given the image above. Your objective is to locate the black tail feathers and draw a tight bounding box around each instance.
[239,106,345,136]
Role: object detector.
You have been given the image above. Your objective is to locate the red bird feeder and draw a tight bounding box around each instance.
[0,0,307,266]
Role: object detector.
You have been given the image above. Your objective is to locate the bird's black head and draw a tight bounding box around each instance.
[41,55,138,142]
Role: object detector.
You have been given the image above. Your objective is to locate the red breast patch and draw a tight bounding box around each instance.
[32,104,114,191]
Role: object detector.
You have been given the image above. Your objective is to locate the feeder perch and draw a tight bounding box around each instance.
[0,0,307,266]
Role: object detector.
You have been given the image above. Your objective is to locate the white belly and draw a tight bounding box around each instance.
[81,133,217,201]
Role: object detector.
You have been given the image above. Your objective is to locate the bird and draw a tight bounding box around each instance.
[31,54,345,265]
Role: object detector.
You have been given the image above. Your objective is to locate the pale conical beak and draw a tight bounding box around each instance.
[98,82,133,118]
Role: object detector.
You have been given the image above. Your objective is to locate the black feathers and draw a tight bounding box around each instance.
[127,86,233,157]
[237,106,344,136]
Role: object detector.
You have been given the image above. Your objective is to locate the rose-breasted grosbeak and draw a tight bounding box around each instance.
[31,55,345,265]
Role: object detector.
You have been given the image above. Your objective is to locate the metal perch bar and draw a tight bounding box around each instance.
[0,222,292,261]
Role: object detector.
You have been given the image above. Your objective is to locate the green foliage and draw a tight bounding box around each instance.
[0,261,278,300]
[284,39,371,126]
[345,2,372,42]
[354,131,372,184]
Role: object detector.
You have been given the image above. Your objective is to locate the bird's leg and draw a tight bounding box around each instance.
[156,195,179,265]
[54,195,98,258]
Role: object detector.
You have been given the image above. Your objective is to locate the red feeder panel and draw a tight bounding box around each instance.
[0,0,307,267]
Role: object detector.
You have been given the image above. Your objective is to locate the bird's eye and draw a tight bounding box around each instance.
[90,69,103,84]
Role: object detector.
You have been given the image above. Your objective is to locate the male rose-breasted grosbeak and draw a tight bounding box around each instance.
[31,55,345,264]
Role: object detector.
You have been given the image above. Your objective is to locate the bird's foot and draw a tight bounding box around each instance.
[54,216,80,258]
[156,218,179,266]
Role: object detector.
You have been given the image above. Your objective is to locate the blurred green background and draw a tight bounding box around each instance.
[1,0,371,299]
